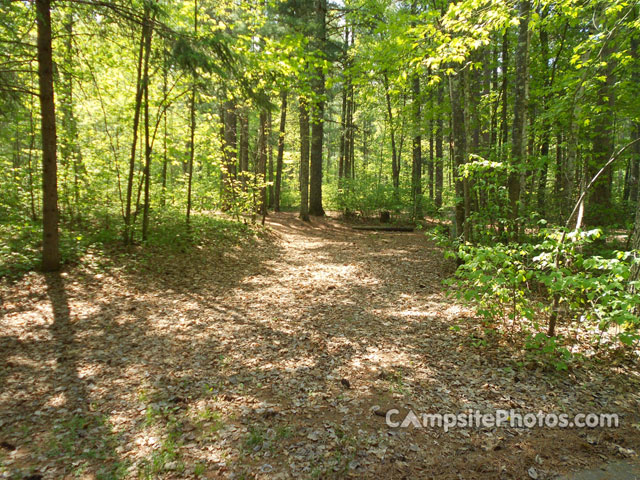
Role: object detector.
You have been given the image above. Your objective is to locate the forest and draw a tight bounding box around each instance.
[1,0,640,478]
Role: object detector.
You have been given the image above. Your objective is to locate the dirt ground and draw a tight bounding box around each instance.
[1,212,639,479]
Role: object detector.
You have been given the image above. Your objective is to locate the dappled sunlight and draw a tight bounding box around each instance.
[1,213,638,479]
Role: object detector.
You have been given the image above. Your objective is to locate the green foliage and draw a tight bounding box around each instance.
[450,228,640,364]
[331,178,406,217]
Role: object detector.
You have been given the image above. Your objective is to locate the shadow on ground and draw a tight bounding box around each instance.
[1,212,638,479]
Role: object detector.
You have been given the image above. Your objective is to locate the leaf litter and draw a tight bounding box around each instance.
[0,212,639,479]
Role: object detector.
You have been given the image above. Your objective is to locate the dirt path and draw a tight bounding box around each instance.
[1,212,639,479]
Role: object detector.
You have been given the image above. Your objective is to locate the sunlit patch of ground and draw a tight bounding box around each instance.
[1,212,638,479]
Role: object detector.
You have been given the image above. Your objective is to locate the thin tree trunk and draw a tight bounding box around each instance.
[239,110,249,189]
[449,71,467,241]
[500,31,509,158]
[299,97,310,221]
[142,15,154,241]
[435,84,444,210]
[124,5,149,243]
[309,0,326,216]
[429,116,434,202]
[161,60,168,207]
[628,38,639,205]
[383,72,400,200]
[28,99,38,221]
[186,0,198,226]
[268,111,274,208]
[222,99,238,209]
[411,72,422,219]
[274,91,287,211]
[258,110,268,221]
[37,0,60,271]
[508,0,530,239]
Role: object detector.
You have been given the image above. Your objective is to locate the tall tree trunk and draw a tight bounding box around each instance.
[37,0,60,271]
[258,111,268,221]
[383,72,400,201]
[339,32,348,183]
[348,89,356,180]
[411,72,423,219]
[410,2,422,219]
[339,91,346,181]
[186,0,198,226]
[631,124,640,207]
[239,110,249,189]
[222,99,238,209]
[537,18,550,213]
[435,84,444,210]
[500,31,509,158]
[629,36,640,208]
[508,0,530,239]
[28,104,38,221]
[268,111,274,208]
[429,116,434,202]
[449,71,467,241]
[161,60,168,207]
[141,14,154,241]
[299,97,310,221]
[124,5,150,243]
[274,91,287,211]
[309,0,326,216]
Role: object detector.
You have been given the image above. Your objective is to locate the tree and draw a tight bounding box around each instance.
[36,0,59,271]
[186,0,198,226]
[449,69,467,241]
[124,4,153,242]
[508,0,530,239]
[274,90,287,212]
[308,0,327,217]
[299,96,310,221]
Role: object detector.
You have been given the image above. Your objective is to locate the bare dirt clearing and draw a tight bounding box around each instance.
[1,212,639,479]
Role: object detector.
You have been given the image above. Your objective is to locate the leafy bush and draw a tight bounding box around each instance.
[449,227,640,367]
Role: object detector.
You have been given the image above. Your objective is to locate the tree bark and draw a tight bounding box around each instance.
[186,0,198,226]
[299,97,310,221]
[411,72,423,219]
[508,0,530,239]
[383,72,400,201]
[274,91,287,211]
[268,111,274,208]
[435,83,444,210]
[449,71,467,241]
[37,0,60,271]
[141,14,154,241]
[258,111,268,221]
[309,0,326,216]
[222,99,237,209]
[239,110,249,189]
[124,5,150,242]
[500,31,509,158]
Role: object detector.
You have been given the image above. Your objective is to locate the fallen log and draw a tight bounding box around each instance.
[352,225,415,232]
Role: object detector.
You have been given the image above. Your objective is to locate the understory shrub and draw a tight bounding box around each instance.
[448,227,640,368]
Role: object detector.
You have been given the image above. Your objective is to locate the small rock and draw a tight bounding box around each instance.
[528,466,539,479]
